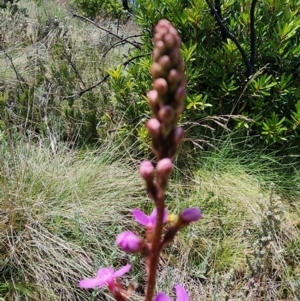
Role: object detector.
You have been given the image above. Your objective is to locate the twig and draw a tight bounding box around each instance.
[71,12,141,50]
[214,0,227,41]
[61,42,86,88]
[2,48,25,92]
[102,34,142,58]
[63,53,150,99]
[250,0,258,68]
[205,0,254,76]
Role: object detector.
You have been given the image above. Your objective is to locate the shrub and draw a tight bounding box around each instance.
[70,0,123,19]
[108,0,300,150]
[0,0,130,148]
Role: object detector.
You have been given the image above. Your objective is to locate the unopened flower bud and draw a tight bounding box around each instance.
[158,105,174,123]
[163,33,176,49]
[155,40,166,54]
[173,127,184,145]
[174,86,186,104]
[116,231,143,253]
[140,161,155,182]
[168,25,179,39]
[156,19,170,29]
[151,62,164,79]
[147,90,159,104]
[153,49,160,62]
[156,158,173,178]
[180,207,201,223]
[154,27,168,42]
[146,118,161,138]
[154,78,168,96]
[158,55,172,72]
[167,69,181,87]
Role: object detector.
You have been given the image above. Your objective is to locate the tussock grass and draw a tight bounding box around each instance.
[0,140,147,300]
[156,142,300,300]
[0,137,299,300]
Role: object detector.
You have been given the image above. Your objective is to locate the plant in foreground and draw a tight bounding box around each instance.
[79,19,201,301]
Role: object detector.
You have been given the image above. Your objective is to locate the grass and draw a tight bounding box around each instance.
[0,138,147,300]
[167,139,300,300]
[1,135,299,300]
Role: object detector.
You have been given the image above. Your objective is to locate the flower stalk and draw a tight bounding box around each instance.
[143,19,187,301]
[79,19,201,301]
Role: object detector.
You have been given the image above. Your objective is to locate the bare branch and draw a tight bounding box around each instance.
[205,0,254,76]
[102,34,142,58]
[71,12,141,50]
[250,0,258,68]
[2,48,25,92]
[214,0,227,41]
[64,53,150,99]
[61,42,86,88]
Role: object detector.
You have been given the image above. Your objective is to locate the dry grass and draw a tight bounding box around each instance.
[157,154,300,300]
[0,0,139,82]
[0,137,300,300]
[0,140,147,300]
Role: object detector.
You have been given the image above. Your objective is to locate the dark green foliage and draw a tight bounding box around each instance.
[0,0,19,13]
[108,0,300,149]
[70,0,123,19]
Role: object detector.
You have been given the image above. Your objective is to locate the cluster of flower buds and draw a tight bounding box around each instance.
[79,20,201,301]
[147,19,186,160]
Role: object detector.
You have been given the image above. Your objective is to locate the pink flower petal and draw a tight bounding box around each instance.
[149,207,158,224]
[113,264,131,278]
[132,209,150,226]
[79,265,130,290]
[79,267,114,289]
[96,267,114,278]
[154,292,173,301]
[150,207,168,224]
[163,208,169,222]
[175,285,189,301]
[79,277,106,289]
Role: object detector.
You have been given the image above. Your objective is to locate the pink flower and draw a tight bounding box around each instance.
[132,207,168,228]
[116,231,143,253]
[180,207,201,223]
[79,264,131,289]
[154,285,189,301]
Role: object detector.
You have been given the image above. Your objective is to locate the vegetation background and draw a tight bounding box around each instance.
[0,0,299,300]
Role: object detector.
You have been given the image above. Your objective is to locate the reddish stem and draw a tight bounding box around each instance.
[144,186,165,301]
